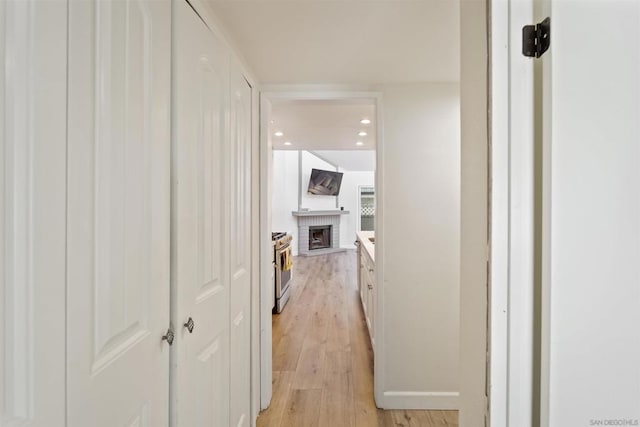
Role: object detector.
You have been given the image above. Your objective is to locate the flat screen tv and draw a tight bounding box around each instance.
[307,168,344,196]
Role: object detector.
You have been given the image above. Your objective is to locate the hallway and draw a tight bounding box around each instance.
[257,251,459,427]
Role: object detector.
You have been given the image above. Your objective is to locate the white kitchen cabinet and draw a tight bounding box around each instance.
[356,232,375,349]
[363,250,375,348]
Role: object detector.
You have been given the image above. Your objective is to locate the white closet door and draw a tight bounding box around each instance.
[66,0,172,425]
[171,1,231,425]
[1,1,67,425]
[542,1,640,425]
[229,63,252,427]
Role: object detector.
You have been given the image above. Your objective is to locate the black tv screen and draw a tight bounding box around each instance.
[307,168,344,196]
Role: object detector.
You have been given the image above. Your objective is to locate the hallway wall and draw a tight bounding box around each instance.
[379,82,461,408]
[459,0,488,424]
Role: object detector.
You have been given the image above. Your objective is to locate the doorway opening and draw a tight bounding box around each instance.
[259,92,382,418]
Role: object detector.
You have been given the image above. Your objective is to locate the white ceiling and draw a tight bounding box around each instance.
[270,99,376,150]
[313,150,376,171]
[206,0,460,84]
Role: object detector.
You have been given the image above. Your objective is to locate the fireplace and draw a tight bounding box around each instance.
[308,225,332,250]
[294,212,344,256]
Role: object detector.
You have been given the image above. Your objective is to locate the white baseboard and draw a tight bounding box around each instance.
[382,391,459,410]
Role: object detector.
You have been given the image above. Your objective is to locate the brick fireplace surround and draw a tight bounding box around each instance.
[296,213,342,256]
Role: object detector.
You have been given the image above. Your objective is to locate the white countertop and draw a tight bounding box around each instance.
[356,231,375,262]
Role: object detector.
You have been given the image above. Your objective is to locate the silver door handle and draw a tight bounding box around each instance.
[162,328,175,346]
[184,317,195,334]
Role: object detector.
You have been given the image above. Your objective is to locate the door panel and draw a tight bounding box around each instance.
[172,1,230,425]
[229,65,252,427]
[66,0,171,425]
[543,1,640,425]
[1,1,67,425]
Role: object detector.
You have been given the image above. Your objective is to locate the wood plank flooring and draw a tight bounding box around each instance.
[257,251,458,427]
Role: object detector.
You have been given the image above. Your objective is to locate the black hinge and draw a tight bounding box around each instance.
[522,17,550,58]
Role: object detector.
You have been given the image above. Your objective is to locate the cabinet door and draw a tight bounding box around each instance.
[365,268,373,336]
[66,0,172,425]
[172,1,231,425]
[358,249,365,301]
[360,264,368,315]
[368,267,375,348]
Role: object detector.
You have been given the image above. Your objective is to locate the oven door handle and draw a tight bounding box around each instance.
[276,245,291,254]
[278,246,293,272]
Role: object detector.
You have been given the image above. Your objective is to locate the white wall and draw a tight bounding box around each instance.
[459,0,488,424]
[314,150,376,172]
[272,151,374,255]
[300,150,338,210]
[271,151,300,254]
[338,170,374,248]
[379,83,461,408]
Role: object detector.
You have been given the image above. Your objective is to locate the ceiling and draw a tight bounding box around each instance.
[313,150,375,171]
[270,99,376,150]
[206,0,460,84]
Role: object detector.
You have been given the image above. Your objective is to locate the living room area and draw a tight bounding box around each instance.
[272,149,375,258]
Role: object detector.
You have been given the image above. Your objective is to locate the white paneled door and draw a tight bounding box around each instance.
[1,1,67,426]
[229,65,253,427]
[172,1,231,425]
[541,1,640,425]
[66,0,172,425]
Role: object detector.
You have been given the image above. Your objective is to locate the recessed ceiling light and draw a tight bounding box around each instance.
[360,119,371,124]
[356,141,364,146]
[284,141,292,146]
[358,131,367,137]
[274,131,284,137]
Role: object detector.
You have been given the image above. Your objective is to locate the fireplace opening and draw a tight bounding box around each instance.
[309,225,332,250]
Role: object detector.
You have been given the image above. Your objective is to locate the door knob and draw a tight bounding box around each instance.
[184,317,195,334]
[162,328,175,346]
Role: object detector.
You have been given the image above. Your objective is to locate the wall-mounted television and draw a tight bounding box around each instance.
[307,168,344,196]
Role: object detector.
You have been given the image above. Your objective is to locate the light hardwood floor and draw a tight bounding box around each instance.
[257,251,459,427]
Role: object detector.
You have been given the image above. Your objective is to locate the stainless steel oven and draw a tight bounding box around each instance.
[272,232,293,313]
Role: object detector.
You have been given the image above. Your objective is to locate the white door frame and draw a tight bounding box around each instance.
[258,90,384,409]
[490,0,537,425]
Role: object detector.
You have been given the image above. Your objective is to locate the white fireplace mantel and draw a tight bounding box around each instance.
[291,210,349,216]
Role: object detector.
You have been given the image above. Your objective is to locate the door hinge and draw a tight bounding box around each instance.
[522,17,550,58]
